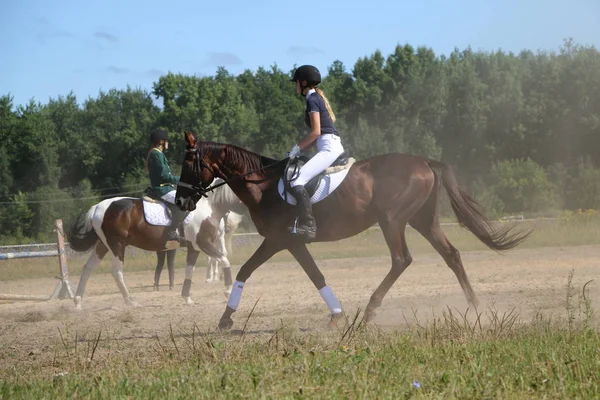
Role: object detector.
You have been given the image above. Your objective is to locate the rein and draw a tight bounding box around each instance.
[176,147,289,197]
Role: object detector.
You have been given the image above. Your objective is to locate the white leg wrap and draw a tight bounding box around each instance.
[319,285,342,314]
[227,280,245,310]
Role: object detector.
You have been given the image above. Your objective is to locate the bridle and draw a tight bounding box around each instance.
[176,147,214,198]
[176,146,289,199]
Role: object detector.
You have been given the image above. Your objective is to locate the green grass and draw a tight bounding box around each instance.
[2,217,600,282]
[1,286,598,399]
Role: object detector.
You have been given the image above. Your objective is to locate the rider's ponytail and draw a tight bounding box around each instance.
[315,88,336,123]
[144,148,153,175]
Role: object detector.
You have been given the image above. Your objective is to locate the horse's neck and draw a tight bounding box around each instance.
[217,148,281,209]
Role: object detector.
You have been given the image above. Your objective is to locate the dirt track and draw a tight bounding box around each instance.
[1,244,599,371]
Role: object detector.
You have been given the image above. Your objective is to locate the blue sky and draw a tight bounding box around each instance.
[1,0,599,108]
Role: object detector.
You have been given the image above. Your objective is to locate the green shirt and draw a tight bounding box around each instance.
[146,148,179,198]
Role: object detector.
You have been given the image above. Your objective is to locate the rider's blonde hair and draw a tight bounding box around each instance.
[315,87,336,123]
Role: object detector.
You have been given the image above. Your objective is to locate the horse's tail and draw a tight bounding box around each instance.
[426,160,532,251]
[67,205,99,252]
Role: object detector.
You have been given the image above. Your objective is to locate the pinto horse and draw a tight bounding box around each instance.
[175,131,532,330]
[67,178,245,308]
[206,210,244,283]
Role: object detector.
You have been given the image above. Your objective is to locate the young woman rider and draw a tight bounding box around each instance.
[287,64,345,241]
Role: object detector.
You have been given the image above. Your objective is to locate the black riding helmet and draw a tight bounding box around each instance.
[291,65,321,94]
[150,129,169,144]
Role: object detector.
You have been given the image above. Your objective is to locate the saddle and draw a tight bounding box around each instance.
[283,151,351,198]
[142,191,177,220]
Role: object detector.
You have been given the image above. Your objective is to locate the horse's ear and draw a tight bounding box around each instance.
[184,131,197,148]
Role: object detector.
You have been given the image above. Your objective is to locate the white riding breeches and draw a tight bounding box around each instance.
[291,134,345,187]
[161,190,176,204]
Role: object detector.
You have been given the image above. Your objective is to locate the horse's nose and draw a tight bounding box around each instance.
[177,196,195,212]
[175,196,191,211]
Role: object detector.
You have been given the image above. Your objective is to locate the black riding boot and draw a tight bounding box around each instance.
[165,204,188,246]
[288,185,317,241]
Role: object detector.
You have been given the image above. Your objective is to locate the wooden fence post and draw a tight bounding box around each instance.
[49,219,75,300]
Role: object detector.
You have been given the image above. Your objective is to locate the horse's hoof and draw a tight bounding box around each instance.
[218,317,234,331]
[125,298,140,307]
[328,312,346,329]
[74,296,83,310]
[223,287,232,298]
[364,307,377,323]
[153,284,159,292]
[184,297,195,305]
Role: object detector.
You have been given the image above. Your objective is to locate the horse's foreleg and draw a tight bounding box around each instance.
[218,239,283,330]
[198,237,233,295]
[217,231,230,288]
[206,256,215,283]
[110,246,138,307]
[288,243,344,328]
[74,242,108,310]
[183,247,200,305]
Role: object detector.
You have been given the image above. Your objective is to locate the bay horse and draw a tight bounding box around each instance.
[175,131,532,330]
[67,178,246,308]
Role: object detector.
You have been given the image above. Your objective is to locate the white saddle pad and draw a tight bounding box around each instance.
[278,167,352,205]
[143,199,194,226]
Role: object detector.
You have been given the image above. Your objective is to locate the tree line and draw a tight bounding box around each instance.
[1,38,599,243]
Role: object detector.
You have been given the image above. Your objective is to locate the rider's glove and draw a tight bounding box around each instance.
[286,144,301,159]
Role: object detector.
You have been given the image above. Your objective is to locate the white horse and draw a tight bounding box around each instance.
[206,210,243,283]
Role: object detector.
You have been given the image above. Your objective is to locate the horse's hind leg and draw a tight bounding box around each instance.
[409,192,479,308]
[74,242,108,310]
[183,248,200,305]
[167,249,176,290]
[365,216,413,322]
[413,221,479,308]
[288,244,343,320]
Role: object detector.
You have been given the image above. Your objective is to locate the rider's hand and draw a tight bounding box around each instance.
[286,144,301,159]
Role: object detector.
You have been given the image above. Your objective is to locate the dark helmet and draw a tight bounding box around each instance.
[150,129,169,144]
[291,65,321,85]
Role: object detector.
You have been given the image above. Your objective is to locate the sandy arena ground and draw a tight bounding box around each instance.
[1,244,599,371]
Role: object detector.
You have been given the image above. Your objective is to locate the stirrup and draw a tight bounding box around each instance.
[288,217,317,240]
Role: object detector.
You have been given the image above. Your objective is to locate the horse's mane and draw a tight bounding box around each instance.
[198,141,282,177]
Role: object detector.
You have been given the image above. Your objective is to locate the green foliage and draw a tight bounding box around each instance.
[569,159,600,209]
[487,158,559,214]
[2,39,600,241]
[0,192,34,241]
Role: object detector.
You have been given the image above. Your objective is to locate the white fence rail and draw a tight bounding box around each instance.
[0,219,75,302]
[1,216,550,253]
